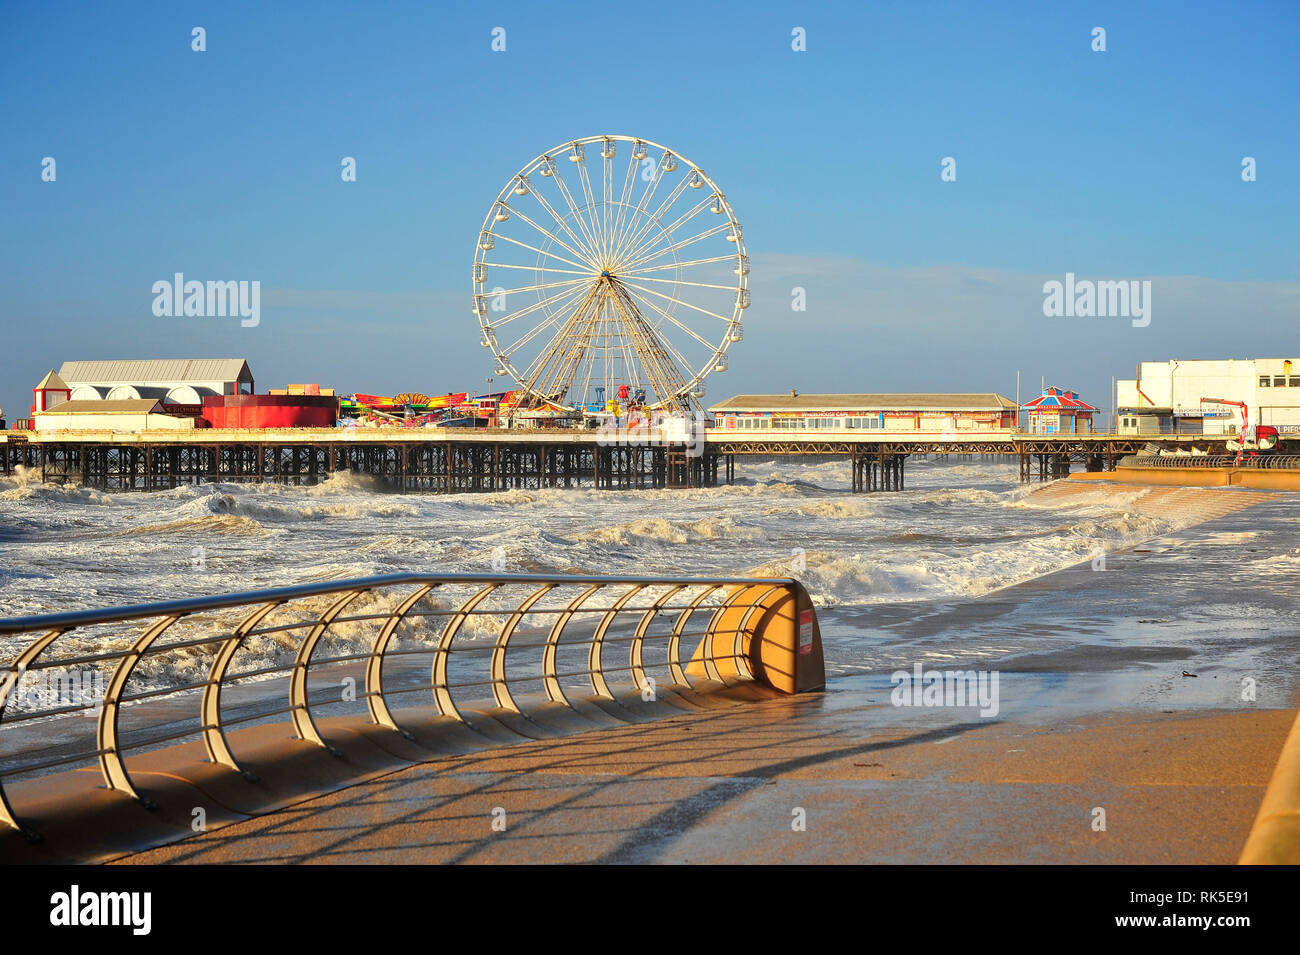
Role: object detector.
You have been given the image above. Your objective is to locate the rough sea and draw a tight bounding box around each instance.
[2,457,1297,709]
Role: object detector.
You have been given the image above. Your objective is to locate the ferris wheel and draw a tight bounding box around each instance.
[473,135,748,415]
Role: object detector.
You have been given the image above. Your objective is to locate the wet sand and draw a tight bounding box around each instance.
[114,695,1295,865]
[822,482,1300,713]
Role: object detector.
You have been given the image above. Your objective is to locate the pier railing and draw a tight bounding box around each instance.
[1121,454,1300,469]
[0,573,823,837]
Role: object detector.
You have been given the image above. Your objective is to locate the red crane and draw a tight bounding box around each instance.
[1200,397,1279,461]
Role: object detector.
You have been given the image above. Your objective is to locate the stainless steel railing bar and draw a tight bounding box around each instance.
[0,573,807,833]
[0,701,100,723]
[0,748,115,779]
[1,611,759,674]
[10,632,232,669]
[0,573,793,635]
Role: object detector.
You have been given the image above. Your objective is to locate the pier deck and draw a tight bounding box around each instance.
[0,428,1246,491]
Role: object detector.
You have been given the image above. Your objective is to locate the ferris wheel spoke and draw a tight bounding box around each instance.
[602,154,618,265]
[481,260,593,278]
[537,164,601,266]
[617,223,733,273]
[577,313,600,406]
[607,288,688,403]
[575,158,606,262]
[548,167,604,268]
[609,151,675,266]
[613,174,697,267]
[492,233,593,273]
[610,154,639,265]
[616,319,642,395]
[620,284,717,351]
[638,330,694,401]
[513,289,597,381]
[501,316,559,363]
[608,180,639,265]
[618,222,734,273]
[616,194,714,269]
[618,278,735,322]
[486,279,594,331]
[502,308,572,361]
[514,320,567,381]
[524,185,601,266]
[505,207,601,271]
[613,160,702,262]
[525,293,602,400]
[619,253,739,276]
[484,275,592,298]
[620,297,718,390]
[608,152,644,263]
[621,275,740,292]
[645,327,701,395]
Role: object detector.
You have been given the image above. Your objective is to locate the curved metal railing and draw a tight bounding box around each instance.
[1121,454,1300,469]
[0,573,822,835]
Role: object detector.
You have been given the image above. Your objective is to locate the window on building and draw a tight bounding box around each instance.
[1275,377,1287,387]
[1260,377,1271,387]
[1290,377,1300,387]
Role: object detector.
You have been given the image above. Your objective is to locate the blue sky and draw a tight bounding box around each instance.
[1,0,1296,419]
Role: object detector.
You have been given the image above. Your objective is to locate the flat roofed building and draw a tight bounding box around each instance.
[32,399,198,432]
[56,359,254,404]
[709,393,1019,432]
[1116,358,1300,436]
